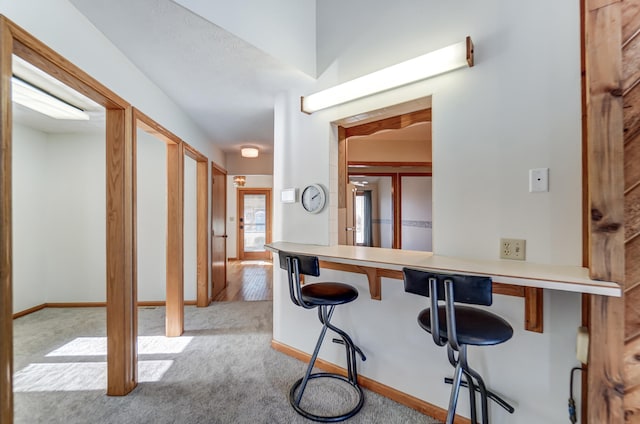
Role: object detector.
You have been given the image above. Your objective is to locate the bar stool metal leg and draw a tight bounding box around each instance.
[289,305,366,422]
[464,370,478,424]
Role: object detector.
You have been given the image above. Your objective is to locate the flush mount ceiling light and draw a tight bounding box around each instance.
[11,76,90,120]
[301,36,474,114]
[241,147,259,158]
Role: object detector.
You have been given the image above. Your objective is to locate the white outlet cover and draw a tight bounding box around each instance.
[529,168,549,192]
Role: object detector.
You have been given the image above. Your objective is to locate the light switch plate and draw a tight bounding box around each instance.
[281,188,297,203]
[529,168,549,192]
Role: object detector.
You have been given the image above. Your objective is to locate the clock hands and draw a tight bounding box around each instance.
[312,193,319,200]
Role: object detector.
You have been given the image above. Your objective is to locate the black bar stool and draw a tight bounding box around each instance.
[403,268,515,424]
[278,251,366,422]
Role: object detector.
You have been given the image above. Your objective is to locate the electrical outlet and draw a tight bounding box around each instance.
[500,238,526,260]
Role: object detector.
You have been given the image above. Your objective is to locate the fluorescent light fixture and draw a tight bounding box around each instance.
[11,76,90,120]
[241,147,259,158]
[301,36,474,114]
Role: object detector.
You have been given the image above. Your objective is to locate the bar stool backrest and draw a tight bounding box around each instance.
[403,268,493,306]
[278,251,320,276]
[278,251,320,309]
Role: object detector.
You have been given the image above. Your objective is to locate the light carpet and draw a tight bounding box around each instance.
[13,302,441,424]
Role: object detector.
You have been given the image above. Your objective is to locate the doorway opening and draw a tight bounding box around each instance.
[337,103,433,252]
[237,188,272,260]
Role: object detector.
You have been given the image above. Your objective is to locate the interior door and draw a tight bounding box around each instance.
[211,164,227,300]
[238,189,271,260]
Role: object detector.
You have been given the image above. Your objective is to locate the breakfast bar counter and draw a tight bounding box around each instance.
[266,241,621,333]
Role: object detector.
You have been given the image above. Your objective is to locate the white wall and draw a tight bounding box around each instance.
[13,125,106,308]
[184,157,197,301]
[13,127,106,309]
[44,132,106,303]
[12,123,48,312]
[401,176,432,252]
[226,175,273,259]
[136,129,167,302]
[273,1,582,423]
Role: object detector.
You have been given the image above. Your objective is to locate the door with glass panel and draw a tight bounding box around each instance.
[238,189,271,260]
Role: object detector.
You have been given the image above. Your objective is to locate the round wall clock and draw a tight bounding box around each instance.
[301,184,326,214]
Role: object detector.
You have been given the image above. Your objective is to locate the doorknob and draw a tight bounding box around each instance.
[346,227,355,231]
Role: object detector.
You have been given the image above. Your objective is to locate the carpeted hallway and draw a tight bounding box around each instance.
[13,302,440,423]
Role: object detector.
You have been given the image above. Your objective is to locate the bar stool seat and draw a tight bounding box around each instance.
[301,283,359,305]
[279,251,366,422]
[417,306,513,346]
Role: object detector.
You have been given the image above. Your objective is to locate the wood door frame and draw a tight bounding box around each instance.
[0,16,135,423]
[183,144,209,307]
[210,162,227,302]
[583,1,625,422]
[133,110,210,337]
[237,188,272,260]
[348,172,398,248]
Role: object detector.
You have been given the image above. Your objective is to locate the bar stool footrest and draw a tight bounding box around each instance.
[331,338,367,361]
[289,372,365,422]
[444,377,515,413]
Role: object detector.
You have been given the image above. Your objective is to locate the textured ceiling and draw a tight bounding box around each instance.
[69,0,311,153]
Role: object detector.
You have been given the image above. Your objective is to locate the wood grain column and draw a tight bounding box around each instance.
[166,142,184,336]
[0,18,13,424]
[196,159,209,307]
[106,107,137,396]
[584,0,626,422]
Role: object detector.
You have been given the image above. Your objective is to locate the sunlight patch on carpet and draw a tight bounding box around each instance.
[45,336,193,356]
[13,360,174,392]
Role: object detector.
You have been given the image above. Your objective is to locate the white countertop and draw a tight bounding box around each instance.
[266,241,621,297]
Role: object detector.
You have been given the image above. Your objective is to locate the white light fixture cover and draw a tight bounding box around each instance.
[301,37,474,114]
[11,77,90,120]
[241,147,259,158]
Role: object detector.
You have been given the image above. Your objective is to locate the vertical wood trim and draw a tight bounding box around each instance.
[393,174,400,249]
[338,126,347,209]
[196,159,209,307]
[166,142,184,336]
[586,3,625,283]
[580,2,590,421]
[0,17,13,424]
[106,107,137,396]
[584,1,626,422]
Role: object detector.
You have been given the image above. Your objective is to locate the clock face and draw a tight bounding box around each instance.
[301,184,326,213]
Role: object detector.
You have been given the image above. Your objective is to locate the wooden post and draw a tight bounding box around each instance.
[196,159,209,307]
[166,142,184,336]
[106,107,137,395]
[584,0,626,422]
[0,17,13,424]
